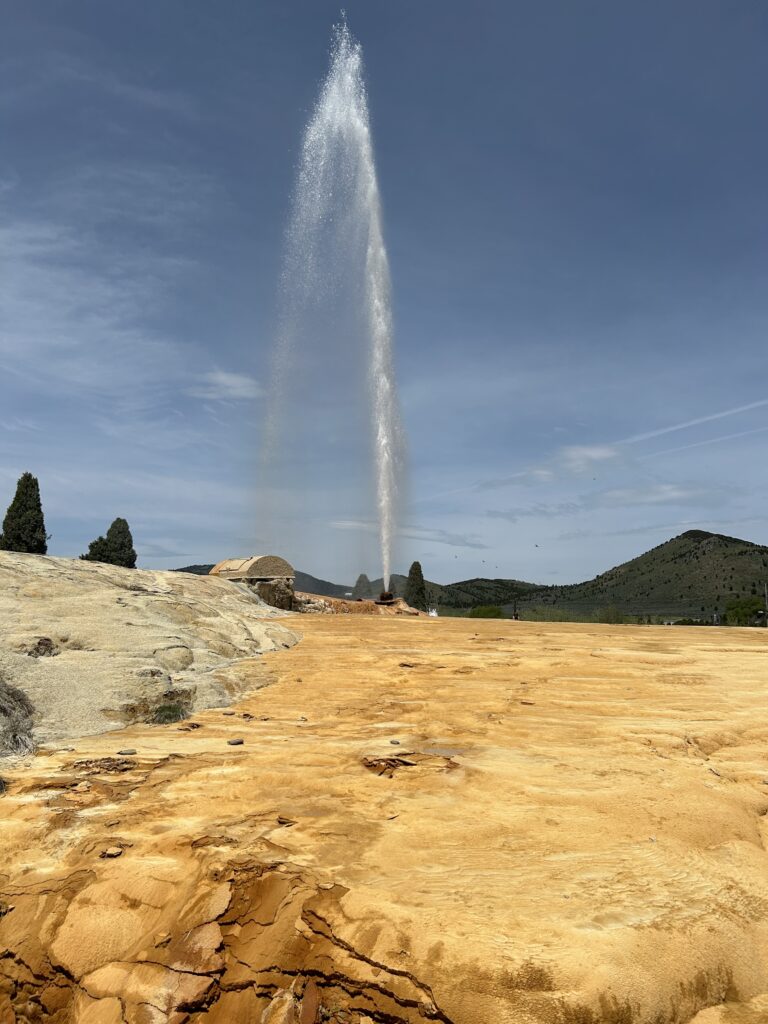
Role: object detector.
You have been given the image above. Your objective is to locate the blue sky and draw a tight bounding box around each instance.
[2,1,767,585]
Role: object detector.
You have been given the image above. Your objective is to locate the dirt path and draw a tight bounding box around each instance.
[2,617,768,1023]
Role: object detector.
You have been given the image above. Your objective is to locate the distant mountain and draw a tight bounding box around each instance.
[514,530,768,619]
[175,531,768,619]
[294,571,351,598]
[351,531,768,618]
[174,564,351,599]
[362,574,540,608]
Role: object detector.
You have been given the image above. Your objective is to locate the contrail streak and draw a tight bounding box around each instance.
[618,398,768,444]
[639,425,768,459]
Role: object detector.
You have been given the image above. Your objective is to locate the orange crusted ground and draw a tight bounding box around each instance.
[2,616,768,1023]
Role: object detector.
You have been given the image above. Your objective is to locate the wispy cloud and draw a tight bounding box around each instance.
[476,467,554,491]
[487,502,582,523]
[0,51,198,121]
[559,444,619,473]
[330,519,490,550]
[0,416,42,434]
[558,515,768,542]
[189,371,264,402]
[488,482,730,523]
[400,526,490,550]
[594,483,728,508]
[46,164,219,232]
[475,444,620,493]
[0,203,191,397]
[0,165,223,403]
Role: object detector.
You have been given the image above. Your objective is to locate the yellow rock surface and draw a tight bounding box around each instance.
[2,616,768,1023]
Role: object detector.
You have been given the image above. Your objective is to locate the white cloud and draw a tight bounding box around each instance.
[558,444,619,473]
[189,371,264,402]
[592,483,728,508]
[474,445,619,494]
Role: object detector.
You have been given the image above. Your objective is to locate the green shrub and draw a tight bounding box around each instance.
[594,605,625,624]
[723,595,765,626]
[151,702,189,724]
[468,605,504,618]
[81,517,137,568]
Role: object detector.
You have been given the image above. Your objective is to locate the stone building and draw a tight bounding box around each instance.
[209,555,295,610]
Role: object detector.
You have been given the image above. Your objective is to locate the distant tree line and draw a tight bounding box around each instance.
[0,472,137,568]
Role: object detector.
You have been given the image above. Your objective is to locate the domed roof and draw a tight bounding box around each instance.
[209,555,295,580]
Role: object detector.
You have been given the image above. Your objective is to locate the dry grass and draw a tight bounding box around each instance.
[0,675,35,755]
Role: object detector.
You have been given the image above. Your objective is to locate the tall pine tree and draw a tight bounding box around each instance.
[404,560,427,611]
[81,518,137,568]
[0,472,48,554]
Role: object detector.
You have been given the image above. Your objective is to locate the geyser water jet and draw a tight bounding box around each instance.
[263,19,405,590]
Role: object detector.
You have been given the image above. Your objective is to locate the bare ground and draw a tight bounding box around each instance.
[1,612,768,1022]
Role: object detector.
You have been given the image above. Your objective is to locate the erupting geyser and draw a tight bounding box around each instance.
[262,19,405,589]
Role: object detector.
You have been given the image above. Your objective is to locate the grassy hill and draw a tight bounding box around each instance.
[363,574,540,608]
[293,571,351,598]
[514,530,768,620]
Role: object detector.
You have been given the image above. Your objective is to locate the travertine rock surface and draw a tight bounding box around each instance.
[0,552,297,747]
[2,613,768,1022]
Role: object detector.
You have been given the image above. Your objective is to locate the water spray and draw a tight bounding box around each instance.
[263,20,405,589]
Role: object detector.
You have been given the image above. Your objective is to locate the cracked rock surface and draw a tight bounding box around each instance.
[2,615,768,1022]
[0,552,297,746]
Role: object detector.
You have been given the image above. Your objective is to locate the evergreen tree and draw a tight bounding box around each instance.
[404,560,427,611]
[81,535,111,564]
[104,518,137,568]
[352,573,372,599]
[81,518,137,568]
[0,472,48,554]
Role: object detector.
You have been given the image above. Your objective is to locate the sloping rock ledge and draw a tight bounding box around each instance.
[0,551,298,749]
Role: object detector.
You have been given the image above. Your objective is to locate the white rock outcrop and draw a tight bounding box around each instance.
[0,551,298,747]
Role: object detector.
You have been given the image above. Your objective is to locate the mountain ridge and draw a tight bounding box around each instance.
[175,530,768,618]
